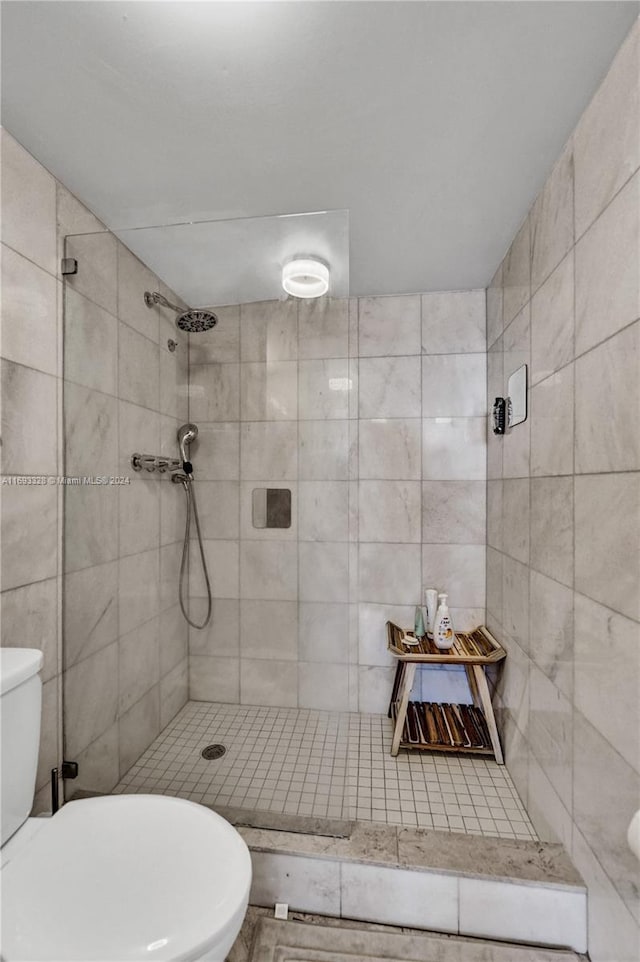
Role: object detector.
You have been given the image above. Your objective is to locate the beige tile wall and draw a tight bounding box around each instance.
[486,20,640,961]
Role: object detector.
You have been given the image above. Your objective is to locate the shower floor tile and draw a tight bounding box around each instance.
[113,701,537,840]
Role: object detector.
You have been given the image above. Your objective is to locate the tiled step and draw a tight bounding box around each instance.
[239,821,587,954]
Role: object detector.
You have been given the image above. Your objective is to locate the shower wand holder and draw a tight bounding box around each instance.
[131,453,182,474]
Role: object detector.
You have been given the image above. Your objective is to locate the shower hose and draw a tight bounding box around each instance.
[176,473,213,629]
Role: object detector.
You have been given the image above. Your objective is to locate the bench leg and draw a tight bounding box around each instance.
[391,662,417,757]
[470,664,504,765]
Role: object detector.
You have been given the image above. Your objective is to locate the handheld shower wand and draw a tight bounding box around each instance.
[177,422,198,474]
[173,423,212,629]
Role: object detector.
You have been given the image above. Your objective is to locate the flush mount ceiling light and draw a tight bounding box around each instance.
[282,258,329,298]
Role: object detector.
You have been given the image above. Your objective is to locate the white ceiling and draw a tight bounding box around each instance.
[2,1,638,302]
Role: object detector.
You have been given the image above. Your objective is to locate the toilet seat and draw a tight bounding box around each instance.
[1,795,252,962]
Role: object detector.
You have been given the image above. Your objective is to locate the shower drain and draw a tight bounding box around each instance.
[201,744,226,760]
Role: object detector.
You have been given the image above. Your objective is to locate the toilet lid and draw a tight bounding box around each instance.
[2,795,252,962]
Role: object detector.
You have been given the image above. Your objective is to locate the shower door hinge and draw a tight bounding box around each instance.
[60,257,78,276]
[61,760,79,779]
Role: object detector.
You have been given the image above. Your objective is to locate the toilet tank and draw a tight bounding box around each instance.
[1,649,43,845]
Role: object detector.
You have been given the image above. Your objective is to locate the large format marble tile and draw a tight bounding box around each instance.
[422,418,486,480]
[358,480,421,543]
[358,418,421,480]
[118,616,160,714]
[359,543,420,605]
[486,479,502,552]
[530,365,574,477]
[240,299,297,362]
[189,305,240,364]
[358,356,421,419]
[159,603,188,676]
[118,322,159,411]
[422,353,486,417]
[502,219,530,326]
[573,20,640,237]
[530,251,574,385]
[159,339,188,421]
[486,547,503,625]
[1,130,56,275]
[64,485,118,572]
[486,265,504,349]
[299,542,349,603]
[422,544,485,608]
[502,556,530,655]
[64,288,117,395]
[298,662,350,711]
[116,243,160,343]
[36,678,59,791]
[1,359,57,475]
[118,684,160,775]
[357,604,410,669]
[298,297,349,359]
[193,480,239,540]
[1,483,57,591]
[421,290,485,354]
[298,358,350,420]
[65,382,118,477]
[1,577,58,682]
[299,481,349,542]
[527,665,573,810]
[575,472,640,621]
[358,294,421,357]
[63,560,118,669]
[189,598,239,658]
[190,422,239,480]
[192,540,239,600]
[72,723,120,797]
[240,541,297,601]
[118,548,160,635]
[160,659,188,729]
[530,477,573,587]
[502,478,529,565]
[65,642,119,758]
[575,321,639,473]
[190,654,240,703]
[1,243,58,376]
[530,140,574,292]
[240,599,298,660]
[574,592,640,775]
[65,230,118,316]
[299,603,350,664]
[575,169,640,356]
[119,479,162,555]
[240,360,297,421]
[422,480,485,544]
[189,363,240,421]
[526,754,573,848]
[528,571,573,700]
[240,659,298,708]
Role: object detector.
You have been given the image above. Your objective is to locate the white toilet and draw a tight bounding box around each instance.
[0,648,252,961]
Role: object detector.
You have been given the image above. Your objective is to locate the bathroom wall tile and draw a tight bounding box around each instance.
[64,382,118,476]
[574,593,640,774]
[422,289,486,354]
[159,603,188,676]
[358,418,421,480]
[65,642,119,758]
[502,478,530,564]
[358,295,421,357]
[531,365,574,477]
[195,481,239,540]
[422,480,485,544]
[160,659,188,729]
[529,571,573,700]
[64,288,117,396]
[422,353,486,417]
[73,723,120,796]
[240,600,298,660]
[65,230,118,316]
[119,479,161,556]
[573,709,640,918]
[422,544,485,608]
[240,541,297,601]
[118,399,159,476]
[160,477,187,546]
[299,603,350,663]
[502,219,530,326]
[190,655,239,703]
[459,877,586,952]
[118,548,160,635]
[499,670,531,778]
[530,477,573,587]
[191,422,239,480]
[359,543,421,605]
[1,129,57,274]
[299,542,349,602]
[358,665,396,713]
[189,363,240,421]
[298,420,349,480]
[530,140,574,291]
[189,598,239,658]
[530,251,574,385]
[575,170,640,356]
[1,360,57,475]
[118,322,159,411]
[575,473,640,621]
[358,603,413,666]
[527,754,573,848]
[298,358,350,420]
[299,481,349,542]
[1,244,58,375]
[192,540,239,600]
[486,479,503,551]
[63,560,118,669]
[487,345,504,481]
[359,480,421,543]
[116,244,160,343]
[249,852,340,915]
[118,684,160,775]
[342,862,458,933]
[240,421,297,480]
[486,547,503,625]
[486,265,504,349]
[1,577,58,682]
[575,321,640,473]
[240,659,298,708]
[159,339,188,420]
[1,483,57,590]
[159,542,182,613]
[64,485,118,572]
[298,662,350,710]
[358,356,421,419]
[118,616,160,714]
[189,305,240,363]
[573,22,640,237]
[56,182,105,256]
[528,665,573,810]
[36,678,59,791]
[298,297,349,359]
[422,418,486,480]
[502,557,530,654]
[240,361,297,421]
[240,299,297,362]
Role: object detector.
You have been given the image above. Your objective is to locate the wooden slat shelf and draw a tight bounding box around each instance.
[390,701,494,755]
[387,621,506,664]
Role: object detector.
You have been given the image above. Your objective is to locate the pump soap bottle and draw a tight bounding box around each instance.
[434,593,454,650]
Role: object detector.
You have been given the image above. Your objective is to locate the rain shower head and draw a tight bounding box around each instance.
[144,291,217,332]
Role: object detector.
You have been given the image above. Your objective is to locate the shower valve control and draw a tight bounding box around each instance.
[492,397,506,435]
